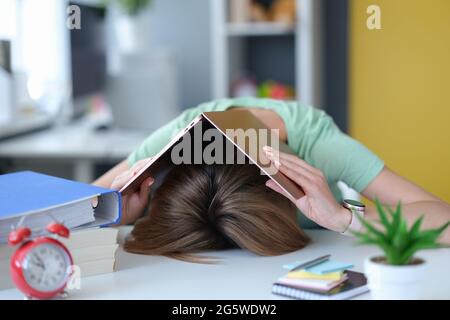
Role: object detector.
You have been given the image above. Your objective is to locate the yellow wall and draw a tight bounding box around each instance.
[350,0,450,202]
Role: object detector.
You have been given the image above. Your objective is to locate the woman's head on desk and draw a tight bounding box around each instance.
[124,164,310,262]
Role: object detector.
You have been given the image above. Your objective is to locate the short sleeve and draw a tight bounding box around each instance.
[305,115,385,193]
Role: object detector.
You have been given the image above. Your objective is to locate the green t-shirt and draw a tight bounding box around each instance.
[127,97,384,228]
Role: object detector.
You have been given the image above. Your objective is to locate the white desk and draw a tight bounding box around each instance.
[0,228,449,300]
[0,119,149,182]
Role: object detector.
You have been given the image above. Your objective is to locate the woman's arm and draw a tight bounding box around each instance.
[362,167,450,242]
[93,160,129,188]
[263,148,450,244]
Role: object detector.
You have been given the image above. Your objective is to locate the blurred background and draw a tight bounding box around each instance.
[0,0,448,203]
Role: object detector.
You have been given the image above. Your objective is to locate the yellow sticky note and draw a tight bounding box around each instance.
[287,270,343,281]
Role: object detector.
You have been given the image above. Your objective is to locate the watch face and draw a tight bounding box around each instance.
[22,243,71,292]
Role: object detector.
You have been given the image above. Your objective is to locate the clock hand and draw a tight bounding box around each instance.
[31,258,45,270]
[32,254,46,270]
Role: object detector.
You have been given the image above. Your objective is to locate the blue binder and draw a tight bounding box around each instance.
[0,171,122,243]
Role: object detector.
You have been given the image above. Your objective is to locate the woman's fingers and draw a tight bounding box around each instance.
[139,176,154,202]
[111,173,128,190]
[278,152,321,175]
[265,179,297,203]
[111,170,135,190]
[263,146,327,194]
[131,158,153,175]
[277,158,315,181]
[262,147,312,184]
[265,179,285,195]
[275,161,313,189]
[110,157,153,190]
[263,146,319,176]
[278,159,327,195]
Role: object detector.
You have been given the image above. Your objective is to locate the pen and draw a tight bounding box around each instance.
[289,254,331,272]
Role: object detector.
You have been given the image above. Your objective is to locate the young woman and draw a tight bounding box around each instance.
[94,97,450,257]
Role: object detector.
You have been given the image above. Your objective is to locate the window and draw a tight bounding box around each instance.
[0,0,16,40]
[0,0,71,114]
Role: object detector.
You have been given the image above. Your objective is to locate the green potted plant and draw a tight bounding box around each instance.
[353,200,449,299]
[114,0,153,16]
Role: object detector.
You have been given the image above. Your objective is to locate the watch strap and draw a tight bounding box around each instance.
[341,206,364,236]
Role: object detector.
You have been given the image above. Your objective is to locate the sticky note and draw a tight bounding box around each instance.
[283,259,312,270]
[287,270,343,281]
[305,260,353,275]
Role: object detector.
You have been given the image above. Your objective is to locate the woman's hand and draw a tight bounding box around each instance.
[263,146,351,233]
[110,158,155,225]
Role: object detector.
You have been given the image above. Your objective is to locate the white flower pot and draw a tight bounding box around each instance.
[115,15,144,54]
[364,255,427,299]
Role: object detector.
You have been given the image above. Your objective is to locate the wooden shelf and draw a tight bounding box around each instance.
[226,22,296,37]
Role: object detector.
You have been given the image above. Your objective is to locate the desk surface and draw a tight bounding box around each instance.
[0,228,449,300]
[0,118,148,161]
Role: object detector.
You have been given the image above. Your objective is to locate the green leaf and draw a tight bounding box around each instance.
[416,230,442,243]
[355,212,387,240]
[409,215,424,239]
[386,249,403,265]
[400,241,441,264]
[386,202,402,238]
[353,231,390,253]
[109,0,153,15]
[374,199,392,236]
[417,221,450,242]
[431,220,450,236]
[392,219,410,252]
[353,200,449,266]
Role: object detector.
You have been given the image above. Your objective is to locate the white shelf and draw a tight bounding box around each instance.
[211,0,322,107]
[226,22,296,37]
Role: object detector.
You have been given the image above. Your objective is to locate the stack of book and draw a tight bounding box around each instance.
[272,258,369,300]
[0,227,118,290]
[0,171,122,290]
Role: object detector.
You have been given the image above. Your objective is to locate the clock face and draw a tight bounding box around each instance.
[22,243,71,292]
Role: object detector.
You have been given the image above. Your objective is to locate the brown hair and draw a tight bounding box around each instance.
[124,164,309,262]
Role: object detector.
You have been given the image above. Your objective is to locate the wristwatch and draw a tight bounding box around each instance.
[341,199,365,236]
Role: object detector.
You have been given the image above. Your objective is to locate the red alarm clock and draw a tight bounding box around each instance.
[8,222,73,300]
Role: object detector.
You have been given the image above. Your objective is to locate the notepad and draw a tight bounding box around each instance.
[305,260,354,275]
[272,271,369,300]
[278,274,348,292]
[283,258,320,270]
